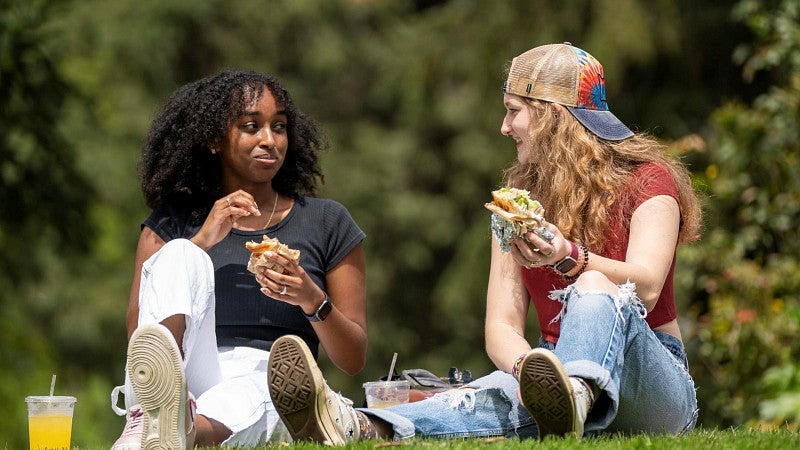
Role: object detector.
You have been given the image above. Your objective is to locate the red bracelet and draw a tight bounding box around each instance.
[567,241,579,260]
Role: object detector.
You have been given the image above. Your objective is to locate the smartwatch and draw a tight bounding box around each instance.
[552,241,579,275]
[305,294,333,322]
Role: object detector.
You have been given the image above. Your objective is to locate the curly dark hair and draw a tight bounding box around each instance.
[139,70,326,224]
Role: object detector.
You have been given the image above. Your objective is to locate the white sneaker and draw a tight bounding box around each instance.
[268,335,360,445]
[519,348,592,439]
[127,323,196,449]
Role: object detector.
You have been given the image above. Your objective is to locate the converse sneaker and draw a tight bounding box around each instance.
[127,323,196,449]
[268,335,360,445]
[519,348,592,439]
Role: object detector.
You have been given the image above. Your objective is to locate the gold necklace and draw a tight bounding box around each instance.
[264,191,279,229]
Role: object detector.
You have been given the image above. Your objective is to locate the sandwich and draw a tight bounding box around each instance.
[484,187,554,251]
[245,235,301,286]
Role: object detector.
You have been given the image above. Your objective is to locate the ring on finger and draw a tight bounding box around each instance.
[279,285,287,295]
[226,197,232,207]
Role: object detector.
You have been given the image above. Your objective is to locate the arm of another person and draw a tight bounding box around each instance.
[126,226,166,339]
[485,237,535,373]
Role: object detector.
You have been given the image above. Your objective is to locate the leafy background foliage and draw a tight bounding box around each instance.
[1,0,797,447]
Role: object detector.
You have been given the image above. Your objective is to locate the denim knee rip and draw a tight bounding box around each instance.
[547,281,646,327]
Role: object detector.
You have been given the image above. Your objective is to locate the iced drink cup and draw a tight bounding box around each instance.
[363,380,410,408]
[25,395,76,450]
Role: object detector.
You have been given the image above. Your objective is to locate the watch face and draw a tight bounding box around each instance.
[554,257,578,274]
[316,299,333,321]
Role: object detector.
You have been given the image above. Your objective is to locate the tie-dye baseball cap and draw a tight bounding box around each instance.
[503,42,634,141]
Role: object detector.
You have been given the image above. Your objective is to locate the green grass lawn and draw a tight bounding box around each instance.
[8,427,795,449]
[193,427,797,450]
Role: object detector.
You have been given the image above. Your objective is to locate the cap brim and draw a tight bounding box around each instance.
[566,107,634,141]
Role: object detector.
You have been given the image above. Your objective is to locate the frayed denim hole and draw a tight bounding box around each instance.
[547,284,575,325]
[616,281,647,319]
[548,282,646,328]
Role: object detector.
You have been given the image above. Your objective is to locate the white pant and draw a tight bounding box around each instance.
[123,239,288,446]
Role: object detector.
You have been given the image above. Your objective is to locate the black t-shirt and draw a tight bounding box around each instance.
[142,196,366,357]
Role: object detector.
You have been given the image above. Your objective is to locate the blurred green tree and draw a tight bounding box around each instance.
[0,0,95,446]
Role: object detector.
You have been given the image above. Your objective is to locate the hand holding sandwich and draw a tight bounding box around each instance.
[245,235,328,316]
[485,187,567,268]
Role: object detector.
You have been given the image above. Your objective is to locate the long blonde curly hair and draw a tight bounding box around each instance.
[504,99,702,251]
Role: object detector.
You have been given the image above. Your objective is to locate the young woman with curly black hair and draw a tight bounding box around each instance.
[111,71,367,448]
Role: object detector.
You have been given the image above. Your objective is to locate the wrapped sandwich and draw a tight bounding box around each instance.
[484,187,554,252]
[245,235,301,287]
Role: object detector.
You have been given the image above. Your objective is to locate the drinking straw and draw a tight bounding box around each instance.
[49,374,56,396]
[387,353,398,381]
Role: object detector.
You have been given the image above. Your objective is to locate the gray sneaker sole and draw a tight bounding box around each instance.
[519,348,577,439]
[128,323,186,450]
[269,335,342,445]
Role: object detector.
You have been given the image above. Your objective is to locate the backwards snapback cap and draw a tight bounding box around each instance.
[504,42,633,141]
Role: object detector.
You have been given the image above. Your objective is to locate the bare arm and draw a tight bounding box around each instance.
[314,245,368,375]
[256,243,368,376]
[581,195,680,310]
[126,226,166,338]
[485,237,534,373]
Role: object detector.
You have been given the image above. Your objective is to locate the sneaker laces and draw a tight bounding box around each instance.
[325,386,359,441]
[119,407,144,438]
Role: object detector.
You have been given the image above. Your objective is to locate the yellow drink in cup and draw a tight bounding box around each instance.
[26,396,76,450]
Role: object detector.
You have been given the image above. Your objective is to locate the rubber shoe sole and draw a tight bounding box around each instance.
[268,335,345,445]
[519,348,578,439]
[128,323,187,450]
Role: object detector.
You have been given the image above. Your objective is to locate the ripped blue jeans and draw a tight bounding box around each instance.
[361,283,698,439]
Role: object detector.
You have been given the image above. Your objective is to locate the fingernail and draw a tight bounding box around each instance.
[260,288,270,296]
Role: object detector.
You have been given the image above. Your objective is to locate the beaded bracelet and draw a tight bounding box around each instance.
[511,353,527,380]
[564,243,589,281]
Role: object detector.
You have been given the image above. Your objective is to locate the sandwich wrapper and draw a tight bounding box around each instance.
[245,235,301,287]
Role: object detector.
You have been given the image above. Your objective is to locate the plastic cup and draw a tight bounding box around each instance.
[362,380,410,408]
[25,396,76,450]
